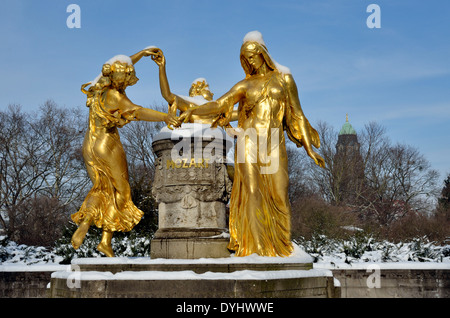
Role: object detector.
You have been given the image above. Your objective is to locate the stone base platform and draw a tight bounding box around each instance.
[49,246,340,298]
[150,237,231,259]
[150,228,231,259]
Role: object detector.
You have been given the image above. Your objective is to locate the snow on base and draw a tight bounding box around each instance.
[314,261,450,270]
[152,122,233,145]
[71,242,314,266]
[51,243,325,281]
[0,264,69,272]
[51,268,332,282]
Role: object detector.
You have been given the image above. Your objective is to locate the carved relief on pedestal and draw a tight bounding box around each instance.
[151,124,233,236]
[152,150,232,205]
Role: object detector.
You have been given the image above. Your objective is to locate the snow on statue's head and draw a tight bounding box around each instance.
[240,31,291,77]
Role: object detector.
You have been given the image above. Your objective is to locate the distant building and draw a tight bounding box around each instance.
[336,114,360,158]
[332,115,365,206]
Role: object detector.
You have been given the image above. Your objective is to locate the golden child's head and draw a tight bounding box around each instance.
[189,78,214,101]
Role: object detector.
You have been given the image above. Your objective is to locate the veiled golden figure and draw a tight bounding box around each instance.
[71,48,179,257]
[179,31,324,257]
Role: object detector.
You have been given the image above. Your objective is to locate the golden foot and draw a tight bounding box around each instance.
[71,222,90,250]
[97,242,115,257]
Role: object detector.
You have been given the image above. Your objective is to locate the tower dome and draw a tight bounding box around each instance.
[339,114,356,135]
[336,113,360,157]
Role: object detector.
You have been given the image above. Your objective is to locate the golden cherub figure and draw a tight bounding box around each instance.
[150,49,237,127]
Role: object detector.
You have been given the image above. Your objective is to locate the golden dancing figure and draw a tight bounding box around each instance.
[71,48,179,257]
[179,31,324,257]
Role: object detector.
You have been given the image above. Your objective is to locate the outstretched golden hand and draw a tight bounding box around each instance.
[307,149,325,168]
[151,49,165,67]
[142,47,162,58]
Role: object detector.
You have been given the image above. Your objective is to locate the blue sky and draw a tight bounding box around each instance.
[0,0,449,181]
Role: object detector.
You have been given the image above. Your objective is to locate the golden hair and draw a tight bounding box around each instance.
[240,41,277,78]
[81,61,137,129]
[189,79,211,97]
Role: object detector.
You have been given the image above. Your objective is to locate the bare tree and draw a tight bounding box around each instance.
[30,101,89,210]
[0,102,90,245]
[0,105,51,241]
[360,141,439,225]
[307,121,342,204]
[286,144,314,204]
[306,120,439,226]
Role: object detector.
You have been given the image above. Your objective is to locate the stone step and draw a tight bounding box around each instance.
[70,257,313,274]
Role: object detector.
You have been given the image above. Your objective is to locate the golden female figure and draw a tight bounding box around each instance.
[71,48,179,257]
[180,31,324,257]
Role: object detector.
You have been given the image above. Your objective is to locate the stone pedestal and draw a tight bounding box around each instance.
[150,123,233,259]
[49,246,341,298]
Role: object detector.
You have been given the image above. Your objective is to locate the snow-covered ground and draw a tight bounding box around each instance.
[0,236,67,272]
[1,235,449,273]
[295,234,450,267]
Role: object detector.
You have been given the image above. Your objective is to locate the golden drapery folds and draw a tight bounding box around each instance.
[179,31,324,257]
[71,88,144,233]
[71,50,178,257]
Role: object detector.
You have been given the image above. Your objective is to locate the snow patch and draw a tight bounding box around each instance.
[191,77,208,86]
[89,54,134,85]
[104,54,132,66]
[314,261,450,270]
[0,236,63,266]
[178,94,209,106]
[295,234,450,266]
[243,31,266,46]
[51,268,332,281]
[0,264,69,272]
[70,242,314,266]
[242,30,291,75]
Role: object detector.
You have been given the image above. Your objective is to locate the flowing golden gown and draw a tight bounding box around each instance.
[71,91,144,232]
[224,72,320,257]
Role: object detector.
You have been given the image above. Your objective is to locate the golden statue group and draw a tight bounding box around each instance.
[71,31,324,258]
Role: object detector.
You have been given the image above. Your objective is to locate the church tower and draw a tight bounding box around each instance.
[336,114,360,157]
[332,114,364,206]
